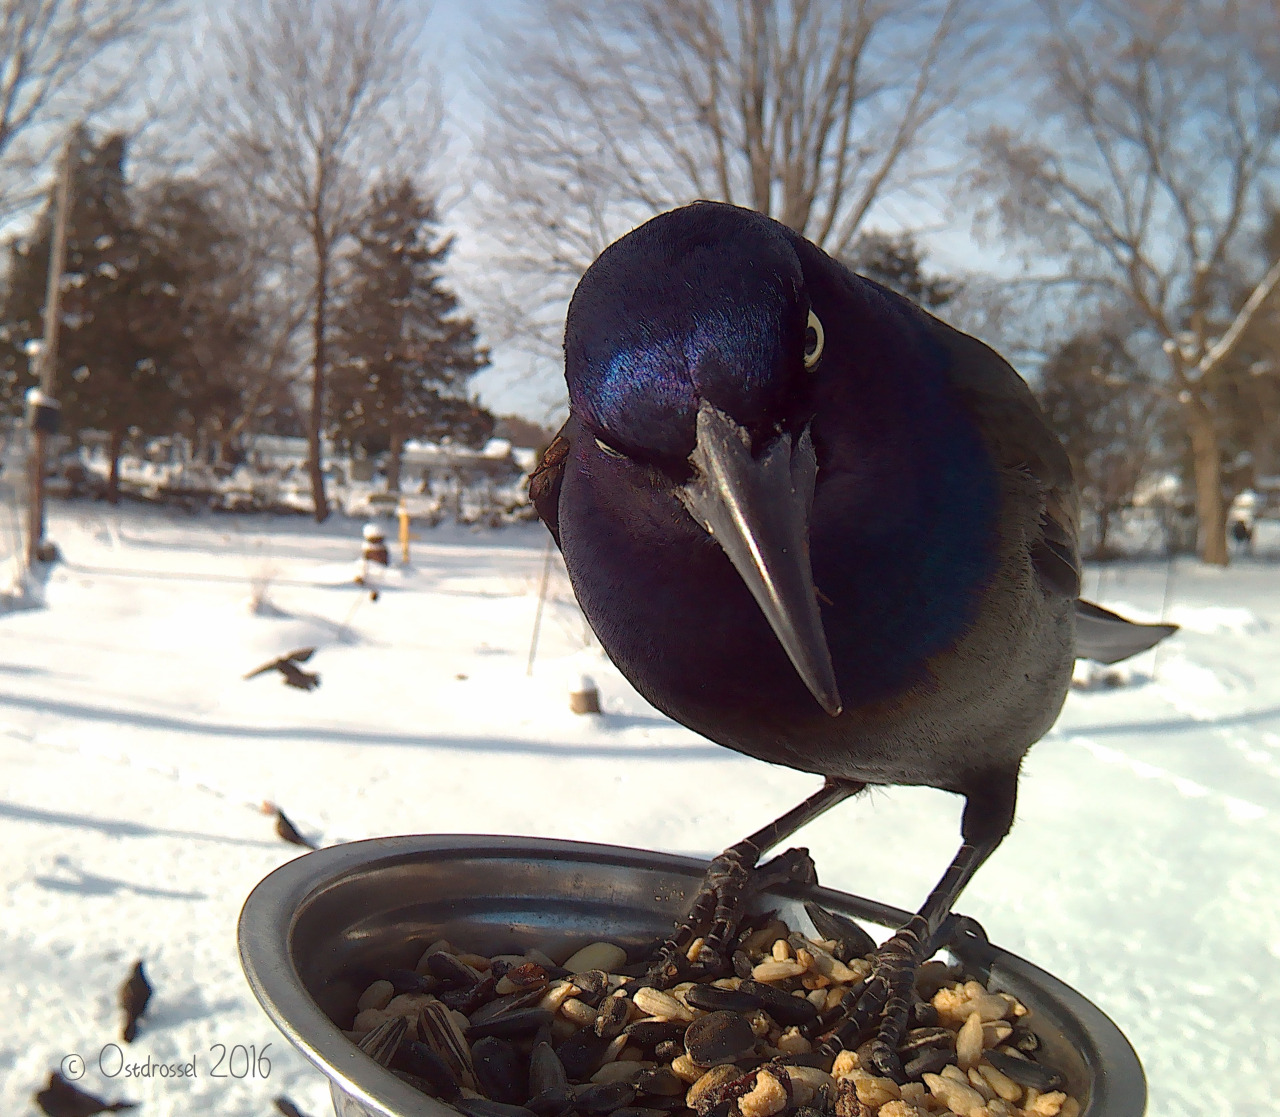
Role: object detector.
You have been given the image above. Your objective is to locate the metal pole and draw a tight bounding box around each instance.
[526,535,555,676]
[26,138,74,567]
[1152,553,1177,680]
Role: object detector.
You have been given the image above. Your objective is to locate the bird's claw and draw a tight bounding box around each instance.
[646,843,817,988]
[816,914,931,1083]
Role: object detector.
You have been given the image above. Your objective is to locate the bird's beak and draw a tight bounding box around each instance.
[678,401,842,717]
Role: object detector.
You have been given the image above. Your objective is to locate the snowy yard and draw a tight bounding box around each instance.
[2,504,1278,1116]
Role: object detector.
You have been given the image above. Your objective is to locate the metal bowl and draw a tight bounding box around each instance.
[238,834,1146,1117]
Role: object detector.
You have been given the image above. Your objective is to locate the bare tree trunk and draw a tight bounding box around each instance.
[107,428,124,505]
[203,0,437,523]
[1186,397,1227,567]
[309,226,330,522]
[971,3,1280,576]
[387,424,403,493]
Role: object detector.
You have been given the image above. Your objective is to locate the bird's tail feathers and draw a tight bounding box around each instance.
[1075,599,1177,664]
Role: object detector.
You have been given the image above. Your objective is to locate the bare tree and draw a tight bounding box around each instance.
[973,0,1280,565]
[201,0,439,521]
[1036,322,1168,557]
[476,0,1007,375]
[0,0,179,218]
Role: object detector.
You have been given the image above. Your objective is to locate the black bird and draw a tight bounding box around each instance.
[272,805,318,850]
[531,201,1175,1077]
[274,1097,315,1117]
[118,959,151,1043]
[244,647,320,691]
[34,1073,137,1117]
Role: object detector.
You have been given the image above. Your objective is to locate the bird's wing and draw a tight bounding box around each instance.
[529,422,571,547]
[1075,599,1177,664]
[285,647,316,664]
[932,320,1082,600]
[243,657,284,679]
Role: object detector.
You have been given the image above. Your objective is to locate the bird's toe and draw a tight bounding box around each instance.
[646,843,817,988]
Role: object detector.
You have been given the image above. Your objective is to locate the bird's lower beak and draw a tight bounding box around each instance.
[677,401,842,717]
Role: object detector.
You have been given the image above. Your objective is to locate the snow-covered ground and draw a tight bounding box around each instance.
[2,503,1279,1117]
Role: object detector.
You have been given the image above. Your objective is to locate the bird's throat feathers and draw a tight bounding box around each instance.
[802,276,1004,701]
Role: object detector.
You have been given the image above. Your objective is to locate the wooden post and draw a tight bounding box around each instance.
[398,501,411,565]
[26,138,74,567]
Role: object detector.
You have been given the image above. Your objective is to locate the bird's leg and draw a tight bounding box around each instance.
[815,774,1017,1081]
[647,777,864,987]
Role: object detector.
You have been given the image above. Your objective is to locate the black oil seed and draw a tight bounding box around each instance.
[525,1087,574,1117]
[471,1036,528,1106]
[555,1028,610,1080]
[737,981,818,1026]
[575,1082,638,1115]
[902,1045,952,1080]
[387,967,435,994]
[984,1049,1064,1092]
[801,902,878,962]
[684,1011,757,1068]
[454,1100,537,1117]
[468,1009,555,1042]
[595,994,631,1038]
[624,1019,688,1048]
[392,1038,461,1100]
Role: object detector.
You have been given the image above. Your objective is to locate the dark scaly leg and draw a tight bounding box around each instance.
[817,769,1018,1080]
[647,777,865,986]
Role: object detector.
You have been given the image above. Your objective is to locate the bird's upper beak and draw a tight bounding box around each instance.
[677,400,842,717]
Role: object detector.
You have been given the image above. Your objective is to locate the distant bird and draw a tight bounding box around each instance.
[274,1097,314,1117]
[244,647,320,691]
[118,959,151,1043]
[34,1073,137,1117]
[531,200,1176,1078]
[273,806,318,850]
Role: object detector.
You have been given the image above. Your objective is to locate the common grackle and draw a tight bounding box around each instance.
[531,200,1175,1079]
[34,1073,137,1117]
[118,959,151,1043]
[244,647,320,691]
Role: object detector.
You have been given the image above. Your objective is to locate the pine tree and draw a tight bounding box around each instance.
[1,130,184,499]
[1036,326,1166,558]
[328,178,491,492]
[137,178,260,458]
[1,131,255,498]
[843,231,958,312]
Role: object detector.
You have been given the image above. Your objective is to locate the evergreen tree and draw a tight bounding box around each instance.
[843,231,958,312]
[328,178,490,492]
[1036,326,1166,558]
[0,132,255,497]
[137,178,261,458]
[2,131,182,499]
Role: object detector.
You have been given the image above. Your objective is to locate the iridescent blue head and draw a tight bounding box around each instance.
[565,202,819,462]
[563,201,842,716]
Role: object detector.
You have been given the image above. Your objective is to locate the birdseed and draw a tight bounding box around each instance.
[340,912,1085,1117]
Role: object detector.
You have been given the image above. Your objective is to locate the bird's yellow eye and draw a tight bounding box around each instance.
[803,310,824,369]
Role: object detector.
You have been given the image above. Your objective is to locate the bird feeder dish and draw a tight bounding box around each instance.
[238,834,1146,1117]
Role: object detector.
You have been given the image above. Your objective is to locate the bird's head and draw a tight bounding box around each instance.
[564,201,841,716]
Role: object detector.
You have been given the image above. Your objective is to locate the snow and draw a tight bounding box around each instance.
[3,504,1280,1116]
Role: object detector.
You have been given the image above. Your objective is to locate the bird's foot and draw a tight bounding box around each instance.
[645,842,817,988]
[814,914,932,1082]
